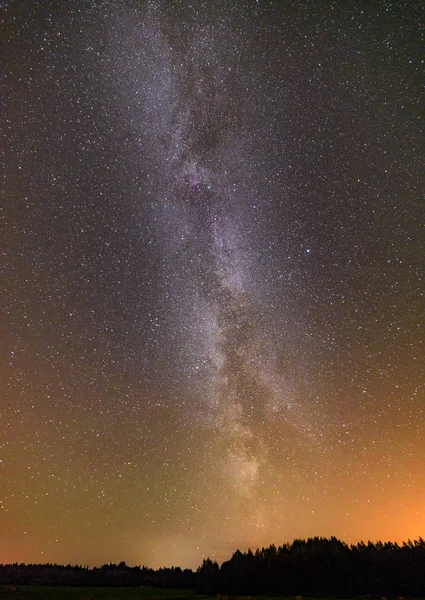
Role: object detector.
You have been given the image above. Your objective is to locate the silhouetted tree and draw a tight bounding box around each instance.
[196,558,219,594]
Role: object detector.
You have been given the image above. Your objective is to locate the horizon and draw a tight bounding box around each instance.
[2,535,425,571]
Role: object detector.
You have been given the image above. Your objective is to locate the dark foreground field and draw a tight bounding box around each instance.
[0,586,199,600]
[1,591,425,600]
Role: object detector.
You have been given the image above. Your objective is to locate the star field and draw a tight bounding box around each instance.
[2,0,424,569]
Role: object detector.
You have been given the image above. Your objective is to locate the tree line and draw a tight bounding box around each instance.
[1,537,424,595]
[198,537,425,596]
[0,562,195,588]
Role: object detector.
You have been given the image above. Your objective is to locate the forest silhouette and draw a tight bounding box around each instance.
[1,537,425,595]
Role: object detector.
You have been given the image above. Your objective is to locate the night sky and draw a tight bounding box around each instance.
[2,0,424,570]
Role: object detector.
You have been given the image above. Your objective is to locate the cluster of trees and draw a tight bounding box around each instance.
[0,562,195,588]
[1,537,424,595]
[198,537,425,596]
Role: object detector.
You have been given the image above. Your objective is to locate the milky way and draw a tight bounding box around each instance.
[108,1,314,492]
[2,0,424,568]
